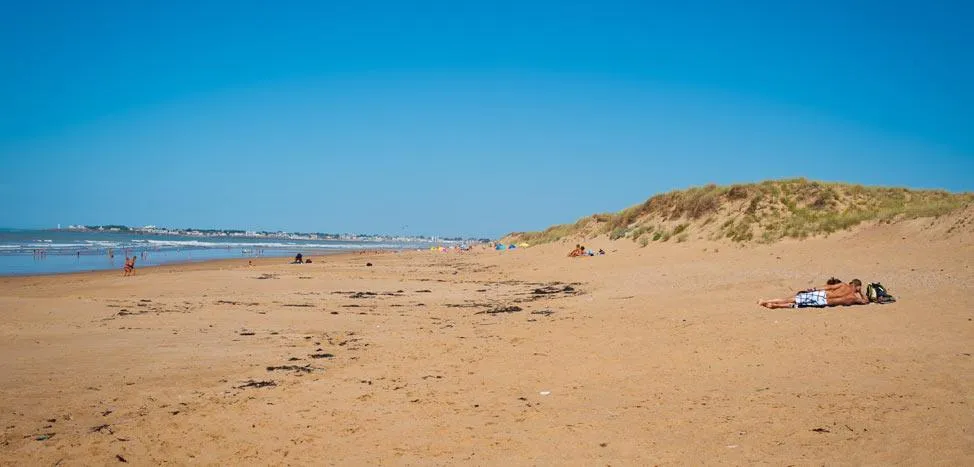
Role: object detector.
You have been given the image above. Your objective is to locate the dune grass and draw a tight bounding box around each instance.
[505,179,973,245]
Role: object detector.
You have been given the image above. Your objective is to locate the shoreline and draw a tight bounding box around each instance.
[0,246,423,279]
[0,227,447,277]
[0,248,394,281]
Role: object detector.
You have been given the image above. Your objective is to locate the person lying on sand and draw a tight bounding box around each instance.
[568,244,584,257]
[758,279,868,309]
[123,256,136,276]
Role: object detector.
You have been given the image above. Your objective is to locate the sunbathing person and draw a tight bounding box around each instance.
[758,279,868,309]
[123,256,136,276]
[568,244,584,257]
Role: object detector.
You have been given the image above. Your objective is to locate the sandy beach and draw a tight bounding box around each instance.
[1,218,972,465]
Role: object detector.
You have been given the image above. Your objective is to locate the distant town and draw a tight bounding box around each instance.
[61,224,489,244]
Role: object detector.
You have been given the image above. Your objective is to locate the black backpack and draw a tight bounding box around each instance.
[866,282,896,304]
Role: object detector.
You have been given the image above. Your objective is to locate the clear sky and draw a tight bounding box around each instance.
[1,1,971,238]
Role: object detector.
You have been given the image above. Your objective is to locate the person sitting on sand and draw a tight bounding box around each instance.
[568,244,584,257]
[123,256,136,276]
[292,253,303,264]
[758,279,868,309]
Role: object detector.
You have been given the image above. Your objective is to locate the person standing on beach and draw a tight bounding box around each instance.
[123,256,136,276]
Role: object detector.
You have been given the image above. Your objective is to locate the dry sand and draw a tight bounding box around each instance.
[1,222,972,465]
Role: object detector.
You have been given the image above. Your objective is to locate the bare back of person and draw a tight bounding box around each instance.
[822,282,851,303]
[826,283,865,306]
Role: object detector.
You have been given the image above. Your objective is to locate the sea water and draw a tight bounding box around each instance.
[0,229,433,276]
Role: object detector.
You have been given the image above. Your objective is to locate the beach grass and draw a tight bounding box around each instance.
[507,178,973,245]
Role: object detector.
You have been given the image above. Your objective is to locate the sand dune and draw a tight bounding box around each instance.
[1,221,972,465]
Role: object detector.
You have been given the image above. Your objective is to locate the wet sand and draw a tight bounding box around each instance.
[1,222,972,465]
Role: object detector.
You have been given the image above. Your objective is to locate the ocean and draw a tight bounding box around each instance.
[0,229,435,276]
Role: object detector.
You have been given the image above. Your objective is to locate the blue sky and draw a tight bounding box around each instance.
[1,0,971,237]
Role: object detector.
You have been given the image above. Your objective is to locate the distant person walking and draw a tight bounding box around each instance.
[123,256,137,276]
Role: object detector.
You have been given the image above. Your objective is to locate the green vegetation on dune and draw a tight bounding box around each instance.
[507,178,973,245]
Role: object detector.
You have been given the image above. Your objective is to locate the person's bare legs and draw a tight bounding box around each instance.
[758,297,795,309]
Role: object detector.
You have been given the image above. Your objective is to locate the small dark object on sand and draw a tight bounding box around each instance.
[531,310,555,316]
[310,353,334,359]
[532,285,575,295]
[255,274,277,280]
[216,300,260,306]
[266,365,313,373]
[237,380,277,389]
[238,331,256,336]
[416,289,432,293]
[476,306,523,315]
[366,262,373,267]
[116,454,128,463]
[811,427,830,433]
[91,424,112,434]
